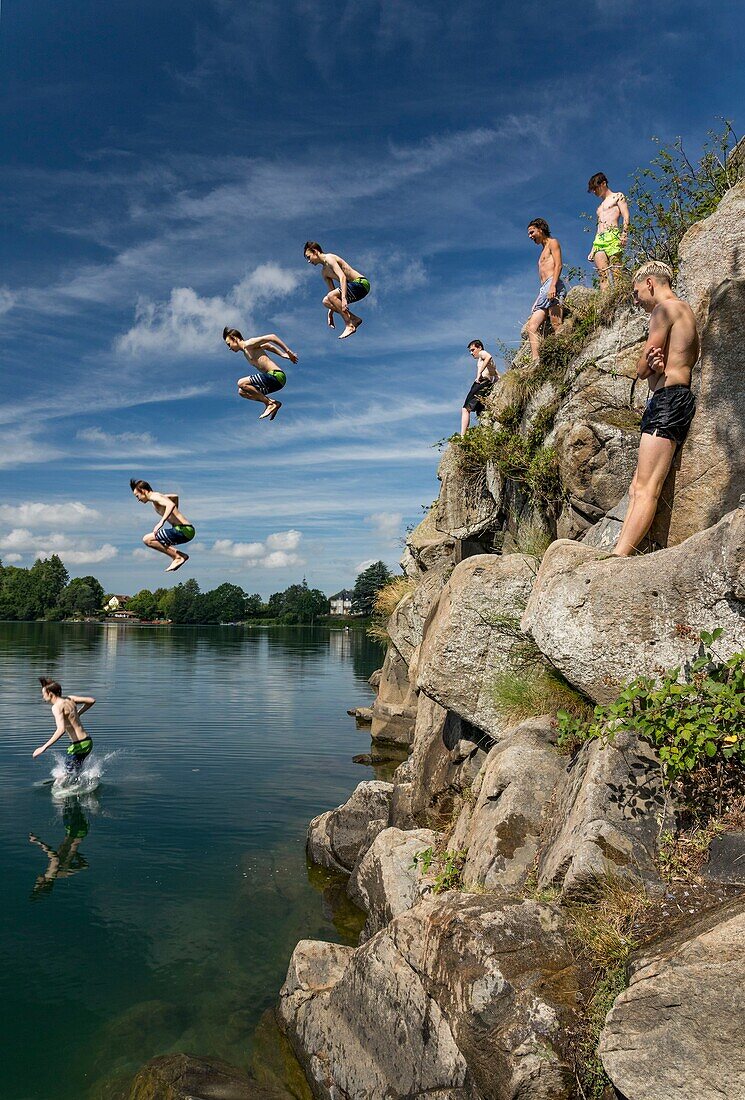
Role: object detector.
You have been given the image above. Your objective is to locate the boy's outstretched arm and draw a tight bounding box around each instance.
[33,717,67,758]
[261,334,298,362]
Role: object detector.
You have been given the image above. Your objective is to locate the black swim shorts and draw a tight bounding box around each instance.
[640,384,696,445]
[464,379,494,413]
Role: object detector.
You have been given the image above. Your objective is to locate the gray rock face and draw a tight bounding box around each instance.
[452,718,565,891]
[599,896,745,1100]
[408,694,495,826]
[386,564,448,668]
[703,830,745,886]
[370,643,418,746]
[537,731,669,896]
[279,894,583,1100]
[676,178,745,323]
[417,553,538,736]
[403,506,457,577]
[434,446,501,540]
[306,781,393,874]
[348,826,438,940]
[522,507,745,703]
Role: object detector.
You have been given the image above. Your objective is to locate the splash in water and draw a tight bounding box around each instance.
[49,750,121,800]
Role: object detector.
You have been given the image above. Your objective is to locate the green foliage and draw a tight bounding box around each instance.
[0,554,69,620]
[557,631,745,815]
[266,579,328,624]
[626,121,742,273]
[411,846,467,894]
[449,422,562,507]
[492,665,594,726]
[352,560,393,616]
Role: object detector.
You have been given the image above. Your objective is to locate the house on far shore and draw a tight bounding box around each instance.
[104,595,135,619]
[329,589,354,616]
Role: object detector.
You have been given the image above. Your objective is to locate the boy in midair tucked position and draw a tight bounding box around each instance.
[130,479,195,572]
[613,261,699,557]
[525,219,565,363]
[33,678,96,777]
[223,328,298,421]
[303,241,370,339]
[587,172,630,290]
[461,340,499,435]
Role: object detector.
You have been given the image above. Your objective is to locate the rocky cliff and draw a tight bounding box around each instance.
[279,184,745,1099]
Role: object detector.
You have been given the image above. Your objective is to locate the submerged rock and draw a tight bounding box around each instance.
[278,894,583,1100]
[128,1053,286,1099]
[522,506,745,703]
[306,781,392,874]
[599,896,745,1100]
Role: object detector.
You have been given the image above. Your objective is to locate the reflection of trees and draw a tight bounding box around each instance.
[0,620,103,664]
[29,798,91,898]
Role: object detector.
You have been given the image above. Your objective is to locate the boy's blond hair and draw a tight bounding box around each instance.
[633,260,673,286]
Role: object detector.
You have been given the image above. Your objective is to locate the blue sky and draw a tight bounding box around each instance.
[0,0,742,597]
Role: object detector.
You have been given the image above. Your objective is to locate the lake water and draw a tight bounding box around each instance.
[0,622,384,1100]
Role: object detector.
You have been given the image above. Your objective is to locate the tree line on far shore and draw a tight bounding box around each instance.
[0,555,394,624]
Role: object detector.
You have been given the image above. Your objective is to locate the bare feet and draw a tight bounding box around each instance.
[166,554,188,572]
[259,401,281,420]
[327,309,335,329]
[339,318,362,340]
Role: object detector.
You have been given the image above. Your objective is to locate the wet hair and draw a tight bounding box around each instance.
[130,479,152,493]
[467,340,484,350]
[633,260,673,286]
[527,218,551,237]
[39,677,62,697]
[303,241,322,255]
[223,327,243,342]
[588,172,608,192]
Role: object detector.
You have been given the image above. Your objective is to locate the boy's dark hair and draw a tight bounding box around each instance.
[527,218,551,237]
[303,241,322,254]
[588,172,608,192]
[222,327,243,341]
[39,676,62,696]
[467,340,484,350]
[130,479,152,493]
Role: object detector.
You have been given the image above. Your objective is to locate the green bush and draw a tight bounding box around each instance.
[557,631,745,816]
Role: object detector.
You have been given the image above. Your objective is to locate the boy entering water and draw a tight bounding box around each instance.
[33,678,96,777]
[303,241,370,340]
[222,328,298,421]
[130,479,195,572]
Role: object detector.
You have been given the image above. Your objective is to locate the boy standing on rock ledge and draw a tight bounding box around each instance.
[461,340,499,435]
[525,218,565,363]
[613,260,699,557]
[587,172,630,290]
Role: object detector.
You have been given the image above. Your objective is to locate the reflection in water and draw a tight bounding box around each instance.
[29,798,92,898]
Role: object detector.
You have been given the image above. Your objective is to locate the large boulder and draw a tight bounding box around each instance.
[537,730,669,897]
[403,506,456,577]
[417,553,538,736]
[452,718,565,891]
[370,643,418,746]
[676,178,745,323]
[347,826,438,940]
[433,446,500,540]
[522,506,745,703]
[386,565,448,668]
[408,694,495,827]
[278,894,584,1100]
[599,896,745,1100]
[128,1054,284,1099]
[306,781,393,874]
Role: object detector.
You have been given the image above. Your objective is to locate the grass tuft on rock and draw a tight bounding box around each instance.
[492,665,594,726]
[366,576,415,646]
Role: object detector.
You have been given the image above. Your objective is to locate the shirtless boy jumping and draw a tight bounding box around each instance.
[130,479,195,572]
[223,328,298,421]
[33,678,96,777]
[613,261,699,556]
[462,340,499,435]
[303,241,370,340]
[525,219,565,363]
[587,172,630,290]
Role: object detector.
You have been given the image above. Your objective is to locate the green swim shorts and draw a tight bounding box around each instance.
[591,227,623,258]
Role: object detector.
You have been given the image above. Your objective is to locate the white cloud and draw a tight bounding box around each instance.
[0,501,100,527]
[0,288,16,315]
[210,529,304,569]
[366,511,403,539]
[3,553,22,563]
[116,263,300,356]
[0,528,118,565]
[354,558,377,575]
[77,426,184,458]
[131,548,151,560]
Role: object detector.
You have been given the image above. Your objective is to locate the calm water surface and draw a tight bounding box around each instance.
[0,622,382,1100]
